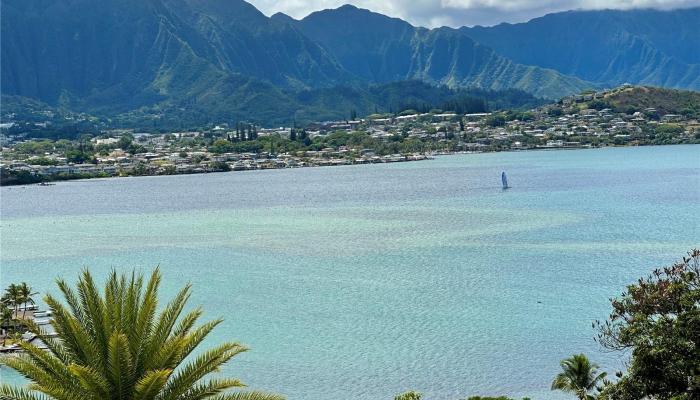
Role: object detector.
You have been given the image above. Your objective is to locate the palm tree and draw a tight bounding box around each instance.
[18,282,38,319]
[551,354,607,400]
[2,283,23,336]
[0,303,14,346]
[2,283,22,317]
[0,268,283,400]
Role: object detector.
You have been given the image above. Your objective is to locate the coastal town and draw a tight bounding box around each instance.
[1,85,699,185]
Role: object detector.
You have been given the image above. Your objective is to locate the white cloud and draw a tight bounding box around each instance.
[442,0,698,11]
[248,0,700,27]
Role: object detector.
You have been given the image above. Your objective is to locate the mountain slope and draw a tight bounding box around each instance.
[462,8,700,90]
[289,5,592,99]
[2,80,544,131]
[0,0,350,110]
[1,0,696,126]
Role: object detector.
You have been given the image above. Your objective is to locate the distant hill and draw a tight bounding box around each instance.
[101,81,546,129]
[2,80,545,131]
[462,8,700,90]
[596,86,700,117]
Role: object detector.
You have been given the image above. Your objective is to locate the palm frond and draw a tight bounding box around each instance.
[172,308,203,338]
[133,369,172,400]
[157,343,247,400]
[211,392,285,400]
[169,378,244,400]
[0,385,52,400]
[142,285,191,371]
[107,331,134,398]
[2,268,281,400]
[68,364,110,399]
[178,319,223,362]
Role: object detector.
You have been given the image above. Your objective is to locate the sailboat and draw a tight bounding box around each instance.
[501,171,509,189]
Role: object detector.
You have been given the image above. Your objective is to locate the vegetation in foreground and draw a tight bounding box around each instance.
[0,269,282,400]
[595,249,700,399]
[2,250,698,399]
[551,354,606,399]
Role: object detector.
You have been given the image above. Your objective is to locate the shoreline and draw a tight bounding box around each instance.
[2,143,697,187]
[1,153,433,187]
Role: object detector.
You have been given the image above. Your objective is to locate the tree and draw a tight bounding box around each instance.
[127,142,147,156]
[116,134,134,150]
[2,283,33,351]
[596,249,700,400]
[209,161,231,172]
[655,124,684,136]
[394,391,421,400]
[209,139,235,154]
[131,162,148,176]
[485,114,506,127]
[551,354,607,400]
[18,282,37,319]
[1,303,13,346]
[0,269,282,400]
[65,149,91,164]
[548,107,563,117]
[2,283,21,317]
[588,99,610,111]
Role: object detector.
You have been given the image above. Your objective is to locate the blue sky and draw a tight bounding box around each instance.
[247,0,700,27]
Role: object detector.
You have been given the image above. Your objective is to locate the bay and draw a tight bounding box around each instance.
[1,145,699,399]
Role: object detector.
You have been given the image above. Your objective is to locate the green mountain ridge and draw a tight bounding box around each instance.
[1,0,351,105]
[462,8,700,90]
[287,5,591,99]
[1,0,697,126]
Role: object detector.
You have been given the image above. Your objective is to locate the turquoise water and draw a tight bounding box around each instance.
[1,145,699,399]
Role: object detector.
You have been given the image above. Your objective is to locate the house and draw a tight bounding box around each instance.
[94,137,119,145]
[661,114,683,122]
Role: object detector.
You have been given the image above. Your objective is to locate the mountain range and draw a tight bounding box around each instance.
[276,5,589,99]
[462,8,700,90]
[1,0,698,126]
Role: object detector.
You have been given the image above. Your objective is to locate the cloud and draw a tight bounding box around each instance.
[247,0,700,27]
